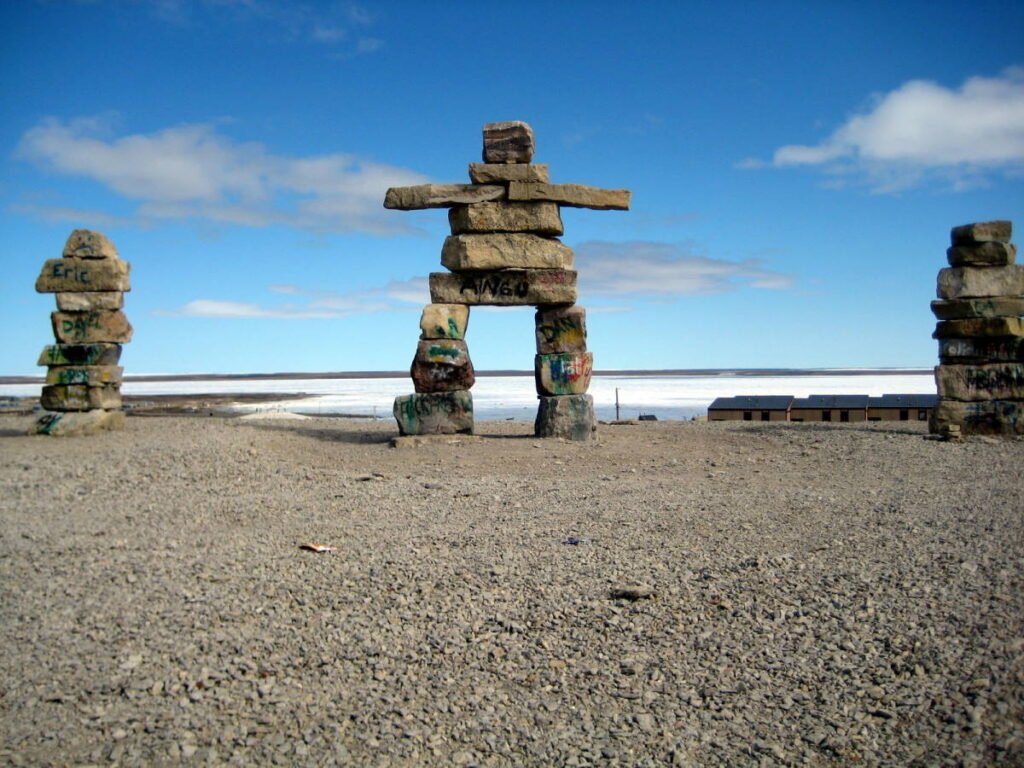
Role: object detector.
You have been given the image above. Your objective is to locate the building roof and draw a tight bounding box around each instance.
[867,393,939,408]
[707,395,794,411]
[791,394,870,409]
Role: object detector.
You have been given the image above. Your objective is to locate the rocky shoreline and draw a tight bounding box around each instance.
[1,416,1022,765]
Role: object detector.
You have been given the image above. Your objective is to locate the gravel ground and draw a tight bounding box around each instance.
[1,415,1022,766]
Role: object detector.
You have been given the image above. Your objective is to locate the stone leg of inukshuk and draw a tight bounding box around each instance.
[534,305,595,440]
[393,304,475,435]
[930,220,1024,437]
[32,230,132,436]
[385,120,629,439]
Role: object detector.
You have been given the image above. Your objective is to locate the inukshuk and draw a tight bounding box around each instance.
[930,220,1023,436]
[32,230,133,436]
[384,121,629,440]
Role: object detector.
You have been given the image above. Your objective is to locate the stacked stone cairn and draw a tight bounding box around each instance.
[32,230,133,436]
[384,121,629,440]
[930,220,1023,437]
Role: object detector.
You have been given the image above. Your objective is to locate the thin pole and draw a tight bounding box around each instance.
[615,388,620,421]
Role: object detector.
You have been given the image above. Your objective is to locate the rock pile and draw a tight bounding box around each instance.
[385,121,629,439]
[930,220,1023,436]
[32,230,132,436]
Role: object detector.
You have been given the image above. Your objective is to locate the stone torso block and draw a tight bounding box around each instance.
[429,269,577,306]
[51,311,133,344]
[36,258,131,293]
[440,234,573,271]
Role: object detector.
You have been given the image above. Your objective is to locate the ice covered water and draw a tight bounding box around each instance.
[0,371,936,421]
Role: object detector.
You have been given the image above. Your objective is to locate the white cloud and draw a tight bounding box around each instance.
[163,277,428,319]
[746,68,1024,191]
[17,118,429,234]
[575,241,793,297]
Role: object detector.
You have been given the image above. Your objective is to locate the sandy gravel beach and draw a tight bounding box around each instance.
[1,415,1022,766]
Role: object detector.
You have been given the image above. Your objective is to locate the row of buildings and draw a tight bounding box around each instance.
[707,394,939,423]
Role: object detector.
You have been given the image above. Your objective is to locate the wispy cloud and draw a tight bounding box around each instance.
[16,117,429,234]
[143,0,382,54]
[576,241,793,297]
[160,244,787,319]
[162,277,428,319]
[9,203,131,230]
[561,113,665,149]
[739,67,1024,192]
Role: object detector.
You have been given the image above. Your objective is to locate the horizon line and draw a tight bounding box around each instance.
[0,366,934,385]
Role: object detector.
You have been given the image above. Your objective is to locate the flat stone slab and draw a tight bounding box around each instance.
[38,343,122,366]
[535,394,596,441]
[937,265,1024,299]
[383,184,504,210]
[468,163,549,184]
[52,310,133,344]
[390,434,481,449]
[420,304,469,340]
[482,121,534,163]
[41,384,122,411]
[535,352,594,396]
[535,306,587,354]
[441,233,573,271]
[931,296,1024,320]
[429,269,577,306]
[32,409,126,436]
[951,220,1012,245]
[930,398,1023,436]
[393,390,473,436]
[56,292,124,311]
[933,317,1024,339]
[45,365,124,387]
[411,339,475,393]
[947,242,1016,267]
[448,202,563,236]
[935,363,1024,401]
[938,336,1024,363]
[63,229,119,259]
[508,181,631,210]
[36,258,131,293]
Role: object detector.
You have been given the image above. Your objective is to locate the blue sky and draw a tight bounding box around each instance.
[1,0,1022,375]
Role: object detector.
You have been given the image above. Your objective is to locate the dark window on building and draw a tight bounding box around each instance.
[840,410,850,422]
[899,409,909,421]
[918,409,927,420]
[743,411,752,421]
[761,411,770,421]
[822,410,831,422]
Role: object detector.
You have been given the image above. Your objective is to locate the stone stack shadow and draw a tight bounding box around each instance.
[32,230,132,436]
[930,220,1023,437]
[384,121,630,440]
